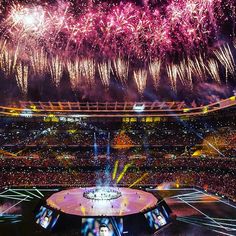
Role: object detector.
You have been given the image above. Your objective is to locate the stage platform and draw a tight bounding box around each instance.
[46,187,158,216]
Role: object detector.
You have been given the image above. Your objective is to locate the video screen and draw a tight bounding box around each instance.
[81,217,123,236]
[144,206,169,231]
[36,206,59,230]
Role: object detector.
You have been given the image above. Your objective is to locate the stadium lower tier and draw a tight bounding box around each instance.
[1,170,235,202]
[1,156,236,171]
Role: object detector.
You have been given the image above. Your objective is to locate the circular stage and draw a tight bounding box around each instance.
[46,187,158,216]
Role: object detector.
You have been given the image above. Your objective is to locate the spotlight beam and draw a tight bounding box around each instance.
[8,189,30,198]
[0,196,29,215]
[200,191,236,210]
[116,163,132,184]
[24,190,41,199]
[112,160,119,180]
[179,216,236,229]
[0,196,30,201]
[34,188,44,197]
[177,197,228,231]
[170,190,202,199]
[129,173,149,188]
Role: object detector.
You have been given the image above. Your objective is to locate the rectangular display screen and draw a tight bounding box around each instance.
[81,217,123,236]
[144,204,170,232]
[36,206,59,230]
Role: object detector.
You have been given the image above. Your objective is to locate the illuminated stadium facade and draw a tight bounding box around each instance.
[0,0,236,236]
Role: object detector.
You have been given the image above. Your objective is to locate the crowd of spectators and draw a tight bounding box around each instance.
[1,168,235,201]
[1,117,236,147]
[0,115,236,202]
[1,119,236,160]
[0,154,236,170]
[0,155,236,200]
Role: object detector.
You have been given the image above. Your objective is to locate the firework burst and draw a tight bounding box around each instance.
[0,0,233,97]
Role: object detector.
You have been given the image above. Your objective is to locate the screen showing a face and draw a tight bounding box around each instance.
[81,217,123,236]
[144,207,168,231]
[36,206,59,229]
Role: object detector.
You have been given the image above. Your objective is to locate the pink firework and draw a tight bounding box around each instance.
[9,4,46,34]
[166,0,221,52]
[3,0,231,59]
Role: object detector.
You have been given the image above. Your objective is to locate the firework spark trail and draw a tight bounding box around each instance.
[176,62,186,86]
[149,60,161,90]
[166,63,178,92]
[1,50,12,75]
[188,56,206,81]
[30,48,48,76]
[206,59,221,83]
[98,60,111,89]
[177,59,193,89]
[67,59,80,91]
[0,40,7,71]
[0,40,7,54]
[79,58,95,87]
[133,69,147,94]
[16,62,28,95]
[112,57,129,86]
[186,61,193,90]
[49,56,63,87]
[0,47,19,76]
[214,44,235,75]
[197,55,207,80]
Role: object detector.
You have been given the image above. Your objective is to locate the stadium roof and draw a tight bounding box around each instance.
[0,96,235,118]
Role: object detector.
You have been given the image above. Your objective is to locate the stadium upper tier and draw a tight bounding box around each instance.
[1,96,236,118]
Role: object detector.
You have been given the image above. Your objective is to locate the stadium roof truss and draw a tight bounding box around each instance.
[0,97,235,118]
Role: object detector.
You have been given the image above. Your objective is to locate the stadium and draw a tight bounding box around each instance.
[0,0,236,235]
